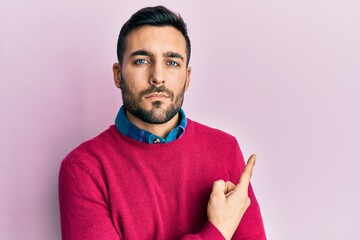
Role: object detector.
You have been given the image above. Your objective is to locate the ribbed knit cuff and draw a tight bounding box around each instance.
[198,222,226,239]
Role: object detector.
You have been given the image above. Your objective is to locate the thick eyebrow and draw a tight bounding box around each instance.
[129,50,153,58]
[164,51,184,62]
[129,50,185,62]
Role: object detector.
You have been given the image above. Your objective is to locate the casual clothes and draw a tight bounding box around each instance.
[59,119,266,240]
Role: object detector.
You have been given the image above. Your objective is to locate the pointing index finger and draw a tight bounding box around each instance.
[237,154,256,192]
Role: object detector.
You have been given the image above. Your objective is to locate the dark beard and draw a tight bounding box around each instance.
[120,73,186,124]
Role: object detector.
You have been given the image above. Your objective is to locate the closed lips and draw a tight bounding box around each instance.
[145,93,169,98]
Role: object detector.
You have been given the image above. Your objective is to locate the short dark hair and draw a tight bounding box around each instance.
[117,6,191,66]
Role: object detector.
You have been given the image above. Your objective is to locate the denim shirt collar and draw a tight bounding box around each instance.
[115,105,187,144]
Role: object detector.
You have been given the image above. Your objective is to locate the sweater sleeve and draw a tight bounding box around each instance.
[180,222,225,240]
[58,158,121,240]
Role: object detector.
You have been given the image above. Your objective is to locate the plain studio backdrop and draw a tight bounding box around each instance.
[1,0,359,239]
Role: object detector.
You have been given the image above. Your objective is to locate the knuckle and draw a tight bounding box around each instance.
[216,179,225,184]
[246,197,251,206]
[212,179,225,190]
[213,179,224,187]
[244,197,251,208]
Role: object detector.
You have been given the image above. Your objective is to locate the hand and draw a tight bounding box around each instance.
[207,154,256,240]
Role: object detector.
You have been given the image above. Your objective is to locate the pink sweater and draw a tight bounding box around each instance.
[59,119,266,239]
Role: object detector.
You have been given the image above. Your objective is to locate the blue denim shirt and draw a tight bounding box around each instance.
[115,105,187,144]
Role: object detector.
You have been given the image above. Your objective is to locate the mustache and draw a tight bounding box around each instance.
[139,86,174,99]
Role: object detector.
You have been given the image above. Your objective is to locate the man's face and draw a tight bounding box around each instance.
[114,26,191,124]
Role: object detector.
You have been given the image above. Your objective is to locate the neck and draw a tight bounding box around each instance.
[126,111,180,138]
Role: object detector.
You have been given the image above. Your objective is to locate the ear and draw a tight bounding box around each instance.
[184,66,191,91]
[113,62,122,88]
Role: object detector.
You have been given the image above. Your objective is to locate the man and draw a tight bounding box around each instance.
[59,6,266,240]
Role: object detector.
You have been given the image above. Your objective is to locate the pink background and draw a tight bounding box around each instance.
[1,0,359,239]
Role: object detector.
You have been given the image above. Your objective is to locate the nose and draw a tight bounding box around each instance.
[149,62,165,86]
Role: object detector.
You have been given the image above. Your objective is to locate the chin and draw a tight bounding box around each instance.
[150,107,167,117]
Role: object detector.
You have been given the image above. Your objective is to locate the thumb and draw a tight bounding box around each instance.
[211,180,226,195]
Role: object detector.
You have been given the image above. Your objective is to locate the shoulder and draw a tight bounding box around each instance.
[186,119,246,179]
[186,118,239,146]
[61,125,119,166]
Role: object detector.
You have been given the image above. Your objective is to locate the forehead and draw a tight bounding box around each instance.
[124,26,187,57]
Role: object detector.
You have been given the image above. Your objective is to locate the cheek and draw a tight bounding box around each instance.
[122,77,144,93]
[125,70,150,88]
[170,74,188,91]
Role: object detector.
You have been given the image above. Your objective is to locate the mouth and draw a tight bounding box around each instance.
[144,93,170,99]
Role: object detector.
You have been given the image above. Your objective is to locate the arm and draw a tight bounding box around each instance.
[58,159,121,240]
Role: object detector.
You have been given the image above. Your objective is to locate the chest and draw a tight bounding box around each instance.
[103,144,233,239]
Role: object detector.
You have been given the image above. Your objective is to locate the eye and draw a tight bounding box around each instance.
[167,61,180,67]
[134,59,149,65]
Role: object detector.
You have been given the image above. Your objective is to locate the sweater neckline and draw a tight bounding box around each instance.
[110,119,194,148]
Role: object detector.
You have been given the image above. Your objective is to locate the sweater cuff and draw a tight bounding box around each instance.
[198,222,226,239]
